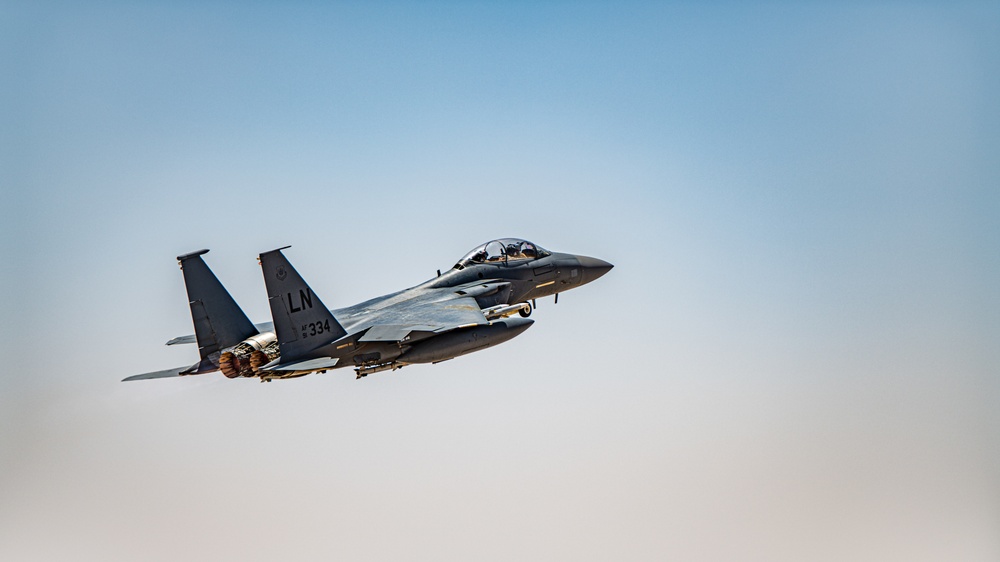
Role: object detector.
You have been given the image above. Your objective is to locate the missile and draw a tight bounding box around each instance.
[482,302,531,320]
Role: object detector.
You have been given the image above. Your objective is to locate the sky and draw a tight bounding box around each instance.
[2,2,998,560]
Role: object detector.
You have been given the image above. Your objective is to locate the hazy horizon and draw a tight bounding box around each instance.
[2,2,998,560]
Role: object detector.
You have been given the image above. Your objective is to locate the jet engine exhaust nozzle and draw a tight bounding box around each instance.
[219,332,279,378]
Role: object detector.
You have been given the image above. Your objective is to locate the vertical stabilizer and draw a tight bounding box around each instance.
[258,247,347,362]
[177,250,258,361]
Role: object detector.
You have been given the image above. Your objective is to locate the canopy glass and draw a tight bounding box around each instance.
[455,238,550,268]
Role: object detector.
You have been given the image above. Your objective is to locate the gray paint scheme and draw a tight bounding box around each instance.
[177,250,259,375]
[124,239,612,382]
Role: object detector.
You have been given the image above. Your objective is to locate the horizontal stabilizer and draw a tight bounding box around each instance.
[166,322,274,346]
[122,364,198,382]
[166,335,197,346]
[262,357,339,372]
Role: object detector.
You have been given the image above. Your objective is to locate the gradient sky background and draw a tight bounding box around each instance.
[2,2,998,561]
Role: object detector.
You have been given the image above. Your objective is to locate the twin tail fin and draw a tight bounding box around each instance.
[258,247,347,364]
[123,249,258,381]
[177,249,259,361]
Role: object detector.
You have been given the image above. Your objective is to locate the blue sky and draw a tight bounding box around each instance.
[2,2,998,560]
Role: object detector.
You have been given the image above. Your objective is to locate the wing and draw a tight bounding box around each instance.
[356,294,488,343]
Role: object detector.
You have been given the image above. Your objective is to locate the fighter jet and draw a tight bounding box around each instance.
[124,239,613,382]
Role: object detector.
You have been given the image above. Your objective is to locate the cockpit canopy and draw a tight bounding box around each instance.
[455,238,551,269]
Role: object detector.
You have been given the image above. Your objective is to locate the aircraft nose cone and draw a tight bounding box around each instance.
[577,255,614,284]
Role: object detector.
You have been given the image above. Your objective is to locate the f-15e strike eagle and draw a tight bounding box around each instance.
[124,239,613,382]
